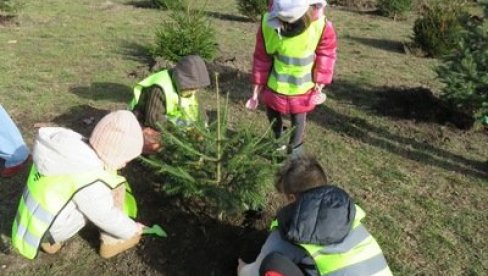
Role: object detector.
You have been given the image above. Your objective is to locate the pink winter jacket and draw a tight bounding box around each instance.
[252,9,337,114]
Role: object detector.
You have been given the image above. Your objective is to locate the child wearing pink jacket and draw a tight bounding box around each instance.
[247,0,337,156]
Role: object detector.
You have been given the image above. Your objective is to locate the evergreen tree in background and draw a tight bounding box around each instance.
[141,75,288,217]
[0,0,22,16]
[236,0,268,22]
[152,0,217,62]
[436,3,488,123]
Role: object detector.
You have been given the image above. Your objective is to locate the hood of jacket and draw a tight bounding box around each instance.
[171,55,210,91]
[277,185,356,246]
[32,127,104,176]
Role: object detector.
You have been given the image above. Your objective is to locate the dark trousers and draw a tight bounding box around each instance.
[266,107,306,148]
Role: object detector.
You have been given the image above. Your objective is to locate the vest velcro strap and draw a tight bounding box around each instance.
[272,69,312,86]
[22,188,55,225]
[276,53,315,66]
[326,254,389,276]
[314,225,370,255]
[14,218,41,249]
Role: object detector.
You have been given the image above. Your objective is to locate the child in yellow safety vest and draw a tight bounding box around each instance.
[237,156,392,276]
[246,0,337,157]
[12,110,146,259]
[129,55,211,154]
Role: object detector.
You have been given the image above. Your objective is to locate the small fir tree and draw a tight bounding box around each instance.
[413,1,468,57]
[436,4,488,122]
[152,1,217,62]
[141,75,288,216]
[236,0,268,22]
[377,0,412,19]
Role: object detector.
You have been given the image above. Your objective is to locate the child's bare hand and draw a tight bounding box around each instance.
[237,258,247,273]
[245,98,259,110]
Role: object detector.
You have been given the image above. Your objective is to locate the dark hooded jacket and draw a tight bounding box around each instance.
[277,185,356,247]
[134,55,210,128]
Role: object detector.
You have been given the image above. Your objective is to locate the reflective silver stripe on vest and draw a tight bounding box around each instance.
[326,254,389,276]
[272,68,312,86]
[14,216,41,249]
[313,225,370,256]
[276,54,315,66]
[22,188,55,225]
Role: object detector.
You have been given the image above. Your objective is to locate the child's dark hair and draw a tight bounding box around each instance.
[275,156,328,195]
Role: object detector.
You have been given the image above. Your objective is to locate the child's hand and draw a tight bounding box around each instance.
[246,85,262,110]
[245,97,259,110]
[237,258,247,274]
[312,83,327,105]
[136,222,147,235]
[314,83,325,92]
[142,127,161,154]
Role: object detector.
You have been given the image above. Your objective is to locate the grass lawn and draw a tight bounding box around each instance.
[0,0,486,275]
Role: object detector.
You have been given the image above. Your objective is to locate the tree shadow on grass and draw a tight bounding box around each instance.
[70,83,133,104]
[0,174,29,256]
[346,36,406,54]
[206,62,251,104]
[124,0,158,9]
[0,15,19,27]
[205,11,254,23]
[118,40,155,66]
[50,105,111,137]
[308,104,487,179]
[126,161,268,275]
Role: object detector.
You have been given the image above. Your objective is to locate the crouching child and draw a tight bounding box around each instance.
[12,110,145,259]
[238,156,392,276]
[129,55,211,154]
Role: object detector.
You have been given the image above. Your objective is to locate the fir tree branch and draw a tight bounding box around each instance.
[163,125,219,162]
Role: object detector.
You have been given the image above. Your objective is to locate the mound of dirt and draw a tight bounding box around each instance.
[374,87,474,129]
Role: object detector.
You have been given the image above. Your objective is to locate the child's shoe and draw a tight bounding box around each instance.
[99,233,141,259]
[40,242,63,254]
[0,156,30,177]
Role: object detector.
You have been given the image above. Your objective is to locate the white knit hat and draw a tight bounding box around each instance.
[268,0,327,29]
[89,110,143,170]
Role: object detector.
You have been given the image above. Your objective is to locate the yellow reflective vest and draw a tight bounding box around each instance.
[262,12,325,95]
[271,205,392,275]
[11,165,137,259]
[129,70,199,126]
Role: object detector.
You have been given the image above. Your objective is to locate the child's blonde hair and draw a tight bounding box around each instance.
[275,156,328,195]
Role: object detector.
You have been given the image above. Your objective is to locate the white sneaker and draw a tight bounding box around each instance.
[276,145,287,152]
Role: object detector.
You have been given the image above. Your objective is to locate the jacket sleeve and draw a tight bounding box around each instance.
[73,182,138,239]
[314,20,337,85]
[252,27,273,85]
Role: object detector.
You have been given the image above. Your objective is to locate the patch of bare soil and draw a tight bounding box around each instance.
[122,162,271,275]
[374,86,474,130]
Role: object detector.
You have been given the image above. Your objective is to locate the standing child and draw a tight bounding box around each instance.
[246,0,337,156]
[237,157,392,276]
[0,104,30,177]
[12,110,145,259]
